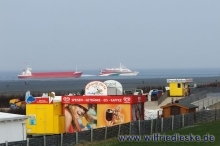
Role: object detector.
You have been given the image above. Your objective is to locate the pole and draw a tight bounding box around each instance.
[105,126,108,140]
[129,122,132,135]
[91,127,93,142]
[118,124,121,136]
[76,132,78,144]
[139,120,141,135]
[182,114,184,127]
[150,119,153,134]
[43,135,46,146]
[27,138,29,146]
[171,116,174,130]
[60,134,63,146]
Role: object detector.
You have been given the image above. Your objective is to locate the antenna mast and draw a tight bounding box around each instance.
[25,62,28,69]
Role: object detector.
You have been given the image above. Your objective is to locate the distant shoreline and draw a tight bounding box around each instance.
[0,76,219,95]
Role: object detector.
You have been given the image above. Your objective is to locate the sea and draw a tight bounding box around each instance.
[0,68,220,94]
[0,68,220,81]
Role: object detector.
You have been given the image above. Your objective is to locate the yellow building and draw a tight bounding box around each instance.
[167,78,193,97]
[26,97,65,135]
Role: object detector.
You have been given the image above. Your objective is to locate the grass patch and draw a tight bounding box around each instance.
[77,121,220,146]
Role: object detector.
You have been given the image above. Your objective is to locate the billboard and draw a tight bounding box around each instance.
[63,103,130,133]
[62,95,146,133]
[25,91,55,104]
[85,81,108,95]
[63,104,98,132]
[98,104,130,127]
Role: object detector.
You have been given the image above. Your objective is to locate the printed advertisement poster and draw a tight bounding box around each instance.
[85,81,108,95]
[63,103,98,133]
[97,104,131,127]
[131,103,144,121]
[63,103,131,133]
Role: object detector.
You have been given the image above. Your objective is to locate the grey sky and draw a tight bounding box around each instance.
[0,0,220,72]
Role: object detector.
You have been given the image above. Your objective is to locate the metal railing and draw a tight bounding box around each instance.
[178,90,207,103]
[157,91,168,105]
[192,97,220,110]
[2,109,220,146]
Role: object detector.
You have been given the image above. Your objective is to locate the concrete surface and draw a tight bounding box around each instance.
[144,101,160,110]
[191,93,220,110]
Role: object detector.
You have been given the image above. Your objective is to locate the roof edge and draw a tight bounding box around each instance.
[0,116,30,122]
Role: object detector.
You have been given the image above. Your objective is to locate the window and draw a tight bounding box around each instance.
[177,83,181,88]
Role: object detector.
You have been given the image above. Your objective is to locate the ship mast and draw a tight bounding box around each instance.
[25,62,28,70]
[119,63,122,71]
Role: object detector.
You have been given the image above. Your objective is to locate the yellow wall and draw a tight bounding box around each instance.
[26,102,65,135]
[169,82,185,96]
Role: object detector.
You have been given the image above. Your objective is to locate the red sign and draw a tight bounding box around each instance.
[61,95,146,104]
[132,95,146,103]
[31,98,52,104]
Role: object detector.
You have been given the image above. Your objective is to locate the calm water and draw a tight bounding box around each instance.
[0,68,220,81]
[0,68,220,94]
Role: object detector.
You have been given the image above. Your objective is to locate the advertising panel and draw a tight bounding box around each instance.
[61,95,146,133]
[85,81,108,95]
[63,103,131,133]
[26,97,52,104]
[131,103,144,121]
[25,91,55,104]
[61,95,133,104]
[97,104,131,127]
[63,103,98,133]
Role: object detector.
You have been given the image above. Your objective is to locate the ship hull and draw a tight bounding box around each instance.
[18,71,83,79]
[100,72,138,76]
[99,63,139,77]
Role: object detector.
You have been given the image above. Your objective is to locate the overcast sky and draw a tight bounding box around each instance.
[0,0,220,71]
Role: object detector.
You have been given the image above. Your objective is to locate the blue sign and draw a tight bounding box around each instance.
[26,95,36,104]
[30,118,36,125]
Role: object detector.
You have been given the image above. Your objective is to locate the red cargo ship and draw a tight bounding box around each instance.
[18,66,83,79]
